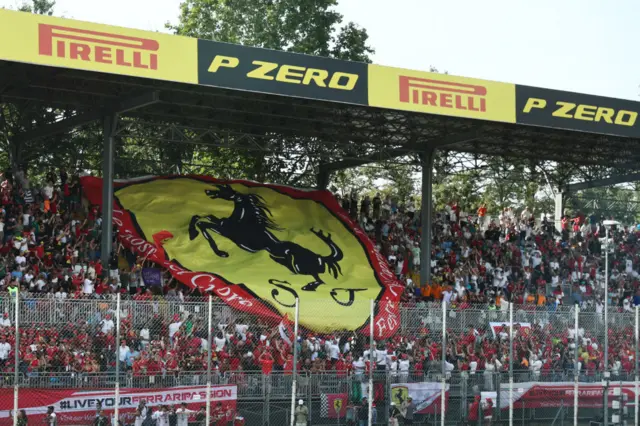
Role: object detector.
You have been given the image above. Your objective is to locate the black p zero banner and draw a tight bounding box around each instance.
[197,40,368,105]
[516,85,640,138]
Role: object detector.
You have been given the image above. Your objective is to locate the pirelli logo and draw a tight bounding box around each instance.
[399,76,487,112]
[38,24,159,70]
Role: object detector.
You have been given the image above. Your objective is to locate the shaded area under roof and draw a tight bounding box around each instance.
[1,61,639,170]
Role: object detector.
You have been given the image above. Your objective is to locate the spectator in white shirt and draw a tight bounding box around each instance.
[82,277,94,295]
[152,406,169,426]
[118,340,131,363]
[140,325,150,349]
[169,315,183,340]
[326,338,340,361]
[100,315,115,335]
[352,357,366,378]
[214,332,226,352]
[175,403,195,426]
[375,347,387,370]
[530,355,543,378]
[0,313,9,327]
[0,337,10,367]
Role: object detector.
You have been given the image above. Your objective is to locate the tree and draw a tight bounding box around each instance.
[17,0,55,14]
[167,0,373,61]
[166,0,374,186]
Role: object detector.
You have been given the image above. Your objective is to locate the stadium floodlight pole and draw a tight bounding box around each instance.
[12,293,18,426]
[509,300,514,426]
[441,301,446,426]
[368,299,374,426]
[574,304,579,426]
[114,292,121,425]
[633,305,640,426]
[289,298,300,426]
[603,219,619,426]
[206,295,213,426]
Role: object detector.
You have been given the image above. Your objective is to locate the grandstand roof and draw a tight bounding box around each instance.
[0,8,639,169]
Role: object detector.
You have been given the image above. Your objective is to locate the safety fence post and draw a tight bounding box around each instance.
[12,293,19,426]
[635,304,638,426]
[574,305,579,426]
[114,292,121,424]
[206,295,213,425]
[368,299,374,426]
[509,300,514,426]
[441,301,446,426]
[289,298,300,426]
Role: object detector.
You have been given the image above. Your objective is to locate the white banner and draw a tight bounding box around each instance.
[489,322,531,338]
[390,382,449,414]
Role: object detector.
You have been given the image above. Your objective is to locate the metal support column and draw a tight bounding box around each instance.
[317,167,330,190]
[101,114,118,271]
[420,149,434,286]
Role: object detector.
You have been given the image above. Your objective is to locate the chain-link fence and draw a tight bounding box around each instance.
[0,296,639,425]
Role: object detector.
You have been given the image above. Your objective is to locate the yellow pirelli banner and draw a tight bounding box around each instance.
[0,9,197,84]
[368,64,516,123]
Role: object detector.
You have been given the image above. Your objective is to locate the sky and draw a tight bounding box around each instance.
[0,0,638,101]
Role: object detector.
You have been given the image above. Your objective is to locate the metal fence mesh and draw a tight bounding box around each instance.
[0,297,639,425]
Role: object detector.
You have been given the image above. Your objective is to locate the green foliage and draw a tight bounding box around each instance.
[566,187,640,224]
[18,0,55,15]
[167,0,374,61]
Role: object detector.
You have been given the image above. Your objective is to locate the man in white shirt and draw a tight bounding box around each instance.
[326,338,340,362]
[442,287,453,306]
[352,357,366,378]
[398,354,410,380]
[152,406,169,426]
[118,340,131,364]
[175,403,195,426]
[0,337,10,368]
[531,251,542,268]
[100,315,115,335]
[0,313,10,328]
[134,401,147,426]
[82,277,94,295]
[529,355,543,378]
[169,315,183,340]
[375,347,387,371]
[46,406,57,426]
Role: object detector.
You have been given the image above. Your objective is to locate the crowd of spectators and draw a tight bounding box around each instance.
[0,168,639,390]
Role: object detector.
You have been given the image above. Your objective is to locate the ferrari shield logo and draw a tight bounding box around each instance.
[392,386,409,405]
[333,397,343,413]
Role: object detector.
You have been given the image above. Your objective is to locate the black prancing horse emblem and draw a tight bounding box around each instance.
[188,184,344,291]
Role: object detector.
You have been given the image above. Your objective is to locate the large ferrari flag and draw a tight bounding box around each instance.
[81,176,402,336]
